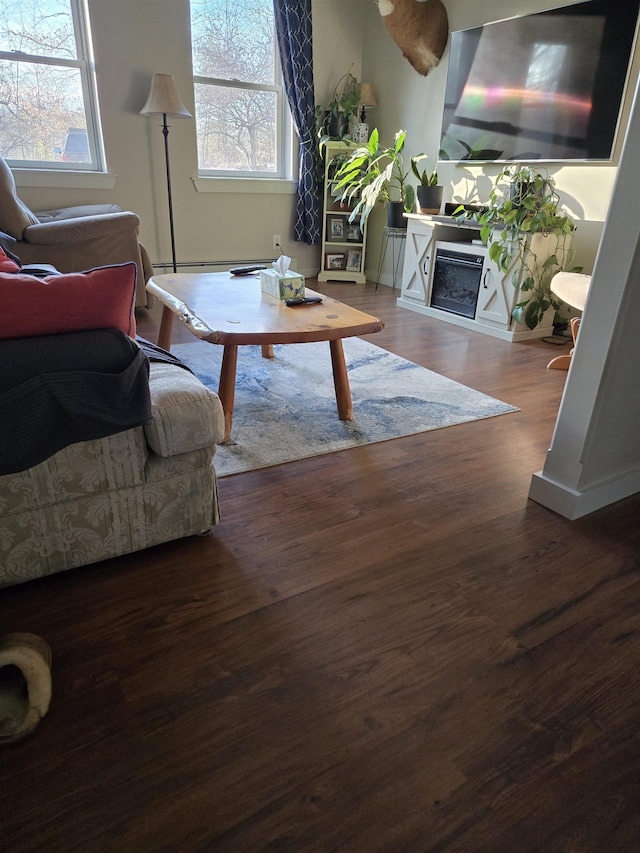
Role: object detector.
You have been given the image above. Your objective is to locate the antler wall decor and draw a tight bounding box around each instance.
[377,0,449,76]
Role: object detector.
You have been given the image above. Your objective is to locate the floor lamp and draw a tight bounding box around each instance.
[140,73,191,274]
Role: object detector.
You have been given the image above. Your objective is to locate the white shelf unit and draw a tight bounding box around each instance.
[318,141,367,284]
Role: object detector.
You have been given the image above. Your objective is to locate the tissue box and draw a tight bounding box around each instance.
[260,268,305,301]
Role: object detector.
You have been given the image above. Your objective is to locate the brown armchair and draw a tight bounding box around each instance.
[0,155,152,306]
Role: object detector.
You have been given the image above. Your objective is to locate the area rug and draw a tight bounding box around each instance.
[171,337,518,477]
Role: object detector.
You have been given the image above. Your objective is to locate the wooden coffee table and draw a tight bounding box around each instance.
[146,272,384,443]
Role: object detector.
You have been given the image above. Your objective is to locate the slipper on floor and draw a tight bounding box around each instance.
[0,633,52,746]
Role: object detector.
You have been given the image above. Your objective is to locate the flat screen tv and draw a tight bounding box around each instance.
[439,0,640,162]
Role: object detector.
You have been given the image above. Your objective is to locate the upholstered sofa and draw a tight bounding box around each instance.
[0,336,225,588]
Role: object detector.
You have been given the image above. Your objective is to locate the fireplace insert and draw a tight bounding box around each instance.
[430,246,485,319]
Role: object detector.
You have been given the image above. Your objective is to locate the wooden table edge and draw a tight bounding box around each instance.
[146,279,384,348]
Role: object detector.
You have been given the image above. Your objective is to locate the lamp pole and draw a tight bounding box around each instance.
[139,73,191,275]
[161,112,177,274]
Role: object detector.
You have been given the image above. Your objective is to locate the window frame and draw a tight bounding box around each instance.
[191,4,293,181]
[0,0,105,172]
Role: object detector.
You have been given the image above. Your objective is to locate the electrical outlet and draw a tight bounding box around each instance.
[273,234,281,250]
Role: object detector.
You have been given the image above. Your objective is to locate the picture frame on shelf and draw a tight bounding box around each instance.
[346,249,362,272]
[325,252,347,270]
[347,223,362,243]
[328,216,345,241]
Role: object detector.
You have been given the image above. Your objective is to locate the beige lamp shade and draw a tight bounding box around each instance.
[358,83,377,109]
[140,73,191,118]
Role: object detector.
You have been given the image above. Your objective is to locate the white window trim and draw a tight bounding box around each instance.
[12,168,116,190]
[194,77,294,180]
[191,6,294,181]
[0,0,105,173]
[191,176,297,194]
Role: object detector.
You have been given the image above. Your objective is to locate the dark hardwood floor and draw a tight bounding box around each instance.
[2,281,640,852]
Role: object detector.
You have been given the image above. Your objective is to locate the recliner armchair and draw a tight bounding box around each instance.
[0,155,153,306]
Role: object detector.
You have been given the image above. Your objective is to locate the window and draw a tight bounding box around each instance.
[0,0,103,170]
[190,0,292,178]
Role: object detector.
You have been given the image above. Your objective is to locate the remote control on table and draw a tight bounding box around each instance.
[284,297,323,307]
[229,265,267,276]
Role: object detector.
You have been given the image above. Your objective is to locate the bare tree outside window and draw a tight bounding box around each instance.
[191,0,288,175]
[0,0,101,168]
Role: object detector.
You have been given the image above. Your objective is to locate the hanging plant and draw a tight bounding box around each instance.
[315,72,361,143]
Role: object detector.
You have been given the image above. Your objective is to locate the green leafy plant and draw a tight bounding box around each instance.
[332,128,416,227]
[454,164,582,330]
[315,72,361,142]
[410,154,438,187]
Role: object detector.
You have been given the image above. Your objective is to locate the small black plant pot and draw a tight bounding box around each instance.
[386,202,407,229]
[325,112,350,138]
[416,185,444,215]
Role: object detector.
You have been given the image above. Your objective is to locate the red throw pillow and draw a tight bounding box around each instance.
[0,262,137,340]
[0,245,20,273]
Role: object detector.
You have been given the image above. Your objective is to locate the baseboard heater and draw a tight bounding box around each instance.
[151,259,276,272]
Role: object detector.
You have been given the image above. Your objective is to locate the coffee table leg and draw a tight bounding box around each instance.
[217,344,238,444]
[261,344,274,359]
[157,305,175,351]
[329,339,353,421]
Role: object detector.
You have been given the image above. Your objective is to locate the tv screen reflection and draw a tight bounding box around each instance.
[440,0,639,162]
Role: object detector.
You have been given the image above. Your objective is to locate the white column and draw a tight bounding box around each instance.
[529,75,640,519]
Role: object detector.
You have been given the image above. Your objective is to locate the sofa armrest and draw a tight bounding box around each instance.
[34,204,122,223]
[144,363,225,457]
[22,212,141,246]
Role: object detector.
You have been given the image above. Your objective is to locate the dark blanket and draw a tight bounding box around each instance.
[136,335,193,373]
[0,329,152,476]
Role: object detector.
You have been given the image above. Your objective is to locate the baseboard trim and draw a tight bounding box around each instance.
[395,297,553,342]
[528,469,640,519]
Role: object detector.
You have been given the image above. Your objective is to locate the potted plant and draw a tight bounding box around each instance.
[411,155,443,214]
[325,150,356,213]
[332,128,416,229]
[454,164,582,330]
[315,72,361,141]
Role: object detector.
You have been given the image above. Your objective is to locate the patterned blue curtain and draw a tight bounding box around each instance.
[273,0,322,245]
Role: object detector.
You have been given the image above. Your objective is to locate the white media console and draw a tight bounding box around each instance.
[396,213,556,342]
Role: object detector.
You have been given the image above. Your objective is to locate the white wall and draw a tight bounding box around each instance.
[313,0,366,103]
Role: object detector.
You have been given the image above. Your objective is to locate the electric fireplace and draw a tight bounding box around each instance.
[430,246,485,319]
